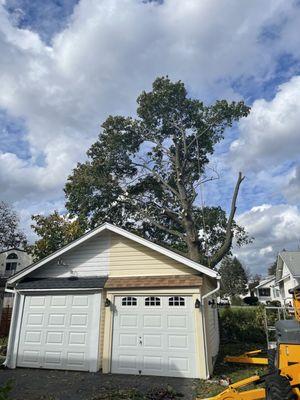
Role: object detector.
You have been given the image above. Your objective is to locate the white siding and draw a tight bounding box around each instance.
[33,233,110,278]
[202,278,219,375]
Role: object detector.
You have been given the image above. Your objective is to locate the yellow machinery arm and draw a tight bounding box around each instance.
[196,375,265,400]
[224,350,268,366]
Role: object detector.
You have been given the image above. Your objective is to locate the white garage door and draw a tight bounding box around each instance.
[17,292,101,371]
[111,295,197,378]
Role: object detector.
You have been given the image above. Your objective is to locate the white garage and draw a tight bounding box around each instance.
[17,292,101,371]
[5,223,220,379]
[111,295,197,378]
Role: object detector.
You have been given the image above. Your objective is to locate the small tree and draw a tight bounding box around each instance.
[0,201,26,251]
[219,256,248,298]
[28,212,85,261]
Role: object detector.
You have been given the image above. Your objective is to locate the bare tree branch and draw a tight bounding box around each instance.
[209,172,245,267]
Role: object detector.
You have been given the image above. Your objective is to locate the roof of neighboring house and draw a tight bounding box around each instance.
[16,277,107,290]
[255,275,275,289]
[278,251,300,279]
[7,223,218,285]
[0,248,28,255]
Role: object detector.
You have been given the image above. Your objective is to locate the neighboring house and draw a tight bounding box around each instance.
[4,223,220,379]
[275,251,300,306]
[253,276,282,305]
[0,249,32,307]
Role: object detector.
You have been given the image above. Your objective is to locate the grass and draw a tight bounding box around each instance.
[195,342,268,399]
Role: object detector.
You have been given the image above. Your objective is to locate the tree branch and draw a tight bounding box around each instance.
[133,161,180,198]
[209,172,245,267]
[142,214,185,239]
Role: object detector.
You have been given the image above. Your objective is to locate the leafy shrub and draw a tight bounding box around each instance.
[230,296,244,306]
[243,296,259,306]
[219,306,266,344]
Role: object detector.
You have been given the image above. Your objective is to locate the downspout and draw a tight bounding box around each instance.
[2,287,17,367]
[200,275,221,379]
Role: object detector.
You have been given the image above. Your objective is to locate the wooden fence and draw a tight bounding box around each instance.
[0,307,12,337]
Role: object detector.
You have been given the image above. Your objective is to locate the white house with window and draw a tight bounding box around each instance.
[0,249,32,307]
[253,276,283,305]
[275,251,300,306]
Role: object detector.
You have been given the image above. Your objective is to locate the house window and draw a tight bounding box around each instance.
[169,296,185,306]
[121,297,137,306]
[258,288,271,297]
[145,297,160,306]
[5,253,18,276]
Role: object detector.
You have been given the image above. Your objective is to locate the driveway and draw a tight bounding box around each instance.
[0,368,198,400]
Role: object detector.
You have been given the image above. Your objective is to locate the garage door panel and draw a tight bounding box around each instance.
[70,313,88,327]
[143,315,162,328]
[50,296,67,307]
[17,293,100,371]
[30,296,46,308]
[44,351,62,365]
[24,331,42,344]
[142,355,163,373]
[119,333,138,347]
[143,334,162,349]
[112,295,197,378]
[118,354,138,371]
[22,349,41,364]
[168,334,188,349]
[48,313,65,326]
[27,313,44,326]
[119,314,138,328]
[72,295,89,307]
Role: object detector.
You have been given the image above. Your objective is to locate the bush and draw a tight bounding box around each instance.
[219,306,266,344]
[243,296,259,306]
[231,296,244,306]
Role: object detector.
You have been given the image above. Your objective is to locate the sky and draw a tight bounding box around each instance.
[1,0,300,275]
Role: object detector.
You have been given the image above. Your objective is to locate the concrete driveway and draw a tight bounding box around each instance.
[0,368,198,400]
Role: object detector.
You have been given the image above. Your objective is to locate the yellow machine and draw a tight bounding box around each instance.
[198,286,300,400]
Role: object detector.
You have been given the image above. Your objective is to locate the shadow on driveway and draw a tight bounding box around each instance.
[0,368,197,400]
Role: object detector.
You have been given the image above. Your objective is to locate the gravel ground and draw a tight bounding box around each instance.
[0,368,198,400]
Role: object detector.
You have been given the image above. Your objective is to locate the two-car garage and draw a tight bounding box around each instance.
[14,292,198,378]
[5,223,220,379]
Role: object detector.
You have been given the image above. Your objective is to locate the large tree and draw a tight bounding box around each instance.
[0,201,27,251]
[28,212,85,261]
[65,77,250,267]
[219,256,248,298]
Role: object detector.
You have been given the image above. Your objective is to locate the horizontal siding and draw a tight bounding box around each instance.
[109,233,196,276]
[33,233,109,278]
[203,278,220,374]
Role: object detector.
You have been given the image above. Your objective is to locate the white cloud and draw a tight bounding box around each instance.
[230,76,300,171]
[234,204,300,274]
[1,0,300,246]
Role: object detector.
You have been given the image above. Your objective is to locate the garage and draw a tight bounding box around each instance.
[111,295,197,378]
[5,223,220,379]
[17,292,100,371]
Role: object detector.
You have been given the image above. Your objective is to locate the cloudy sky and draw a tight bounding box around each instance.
[1,0,300,274]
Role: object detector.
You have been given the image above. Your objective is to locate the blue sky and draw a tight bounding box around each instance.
[1,0,300,274]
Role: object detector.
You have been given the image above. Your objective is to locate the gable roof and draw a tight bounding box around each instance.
[0,248,28,255]
[277,251,300,281]
[7,223,218,285]
[255,275,275,289]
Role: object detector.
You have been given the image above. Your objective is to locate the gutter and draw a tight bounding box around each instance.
[201,275,221,379]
